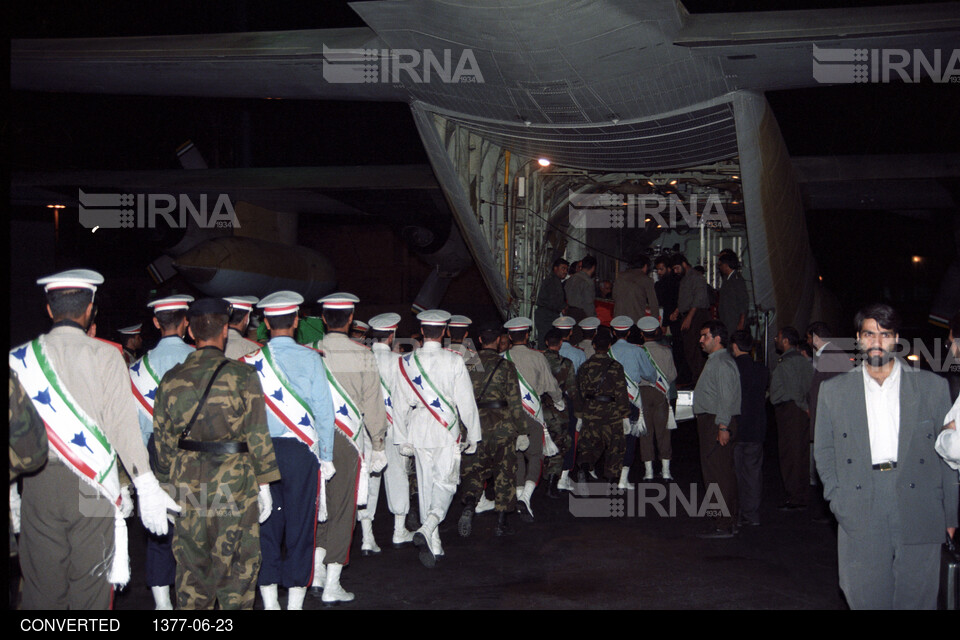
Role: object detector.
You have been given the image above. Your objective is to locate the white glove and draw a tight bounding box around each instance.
[460,441,477,455]
[119,485,135,518]
[258,484,272,524]
[543,430,559,457]
[576,418,583,433]
[134,472,181,537]
[320,460,337,482]
[10,483,21,535]
[399,443,416,457]
[554,398,566,412]
[516,435,530,451]
[623,418,632,435]
[369,449,388,474]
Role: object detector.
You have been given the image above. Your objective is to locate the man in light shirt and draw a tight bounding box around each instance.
[814,303,956,609]
[936,310,960,473]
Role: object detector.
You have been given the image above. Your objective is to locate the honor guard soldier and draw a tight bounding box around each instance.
[458,321,526,537]
[350,319,370,343]
[578,317,600,360]
[636,316,678,480]
[552,316,587,373]
[447,315,480,370]
[610,316,659,488]
[310,292,388,602]
[359,312,417,555]
[153,297,279,609]
[11,269,179,609]
[503,316,564,522]
[393,310,481,568]
[575,326,632,483]
[223,295,261,360]
[130,294,195,610]
[240,291,335,610]
[541,328,581,498]
[118,323,143,365]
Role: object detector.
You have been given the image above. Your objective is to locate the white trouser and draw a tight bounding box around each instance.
[358,435,410,521]
[413,445,460,524]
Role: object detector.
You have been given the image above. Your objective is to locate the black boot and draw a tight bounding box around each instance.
[458,497,476,538]
[494,510,515,536]
[546,474,561,499]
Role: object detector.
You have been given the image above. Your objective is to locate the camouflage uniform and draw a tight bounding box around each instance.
[9,371,48,481]
[153,347,280,610]
[575,352,631,480]
[542,350,578,477]
[460,350,525,511]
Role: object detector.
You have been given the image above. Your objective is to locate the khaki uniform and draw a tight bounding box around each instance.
[154,347,280,610]
[224,328,261,360]
[506,344,563,486]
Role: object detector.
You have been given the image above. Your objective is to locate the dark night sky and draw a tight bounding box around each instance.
[8,0,960,337]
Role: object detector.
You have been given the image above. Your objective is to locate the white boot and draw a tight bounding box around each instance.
[475,494,496,514]
[518,480,536,522]
[413,514,440,568]
[286,586,307,610]
[310,547,327,590]
[392,514,415,547]
[661,459,673,481]
[430,526,444,558]
[151,585,173,611]
[321,563,355,604]
[360,518,380,556]
[556,469,575,492]
[618,466,633,489]
[643,461,655,480]
[260,584,281,610]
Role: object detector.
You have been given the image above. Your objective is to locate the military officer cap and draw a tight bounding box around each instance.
[369,312,401,331]
[258,291,304,316]
[147,294,194,313]
[118,323,142,335]
[353,320,370,331]
[318,292,360,309]
[552,315,576,330]
[36,268,104,293]
[504,317,533,332]
[448,315,472,328]
[224,295,259,312]
[579,316,601,330]
[611,315,634,331]
[188,297,231,317]
[417,309,451,326]
[637,316,661,333]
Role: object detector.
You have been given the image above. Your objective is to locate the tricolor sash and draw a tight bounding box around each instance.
[129,354,161,419]
[380,375,395,428]
[322,363,368,506]
[504,350,546,427]
[609,350,642,408]
[399,351,459,438]
[241,346,321,463]
[642,346,671,395]
[10,338,130,586]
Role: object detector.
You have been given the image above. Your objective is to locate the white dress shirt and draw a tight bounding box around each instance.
[862,359,901,465]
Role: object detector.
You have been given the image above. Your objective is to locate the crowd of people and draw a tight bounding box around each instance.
[9,263,960,610]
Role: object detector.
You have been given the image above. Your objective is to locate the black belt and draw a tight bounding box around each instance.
[477,400,509,409]
[585,394,615,403]
[178,439,249,454]
[871,461,897,471]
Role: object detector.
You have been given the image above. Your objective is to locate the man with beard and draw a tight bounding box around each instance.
[814,303,956,609]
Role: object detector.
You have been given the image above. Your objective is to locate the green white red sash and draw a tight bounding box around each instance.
[642,346,671,395]
[241,346,321,463]
[399,350,459,437]
[129,354,160,419]
[321,361,369,505]
[504,350,560,456]
[609,350,642,408]
[10,338,130,586]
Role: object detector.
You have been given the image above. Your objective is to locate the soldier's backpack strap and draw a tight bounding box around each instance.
[477,357,505,403]
[177,360,236,450]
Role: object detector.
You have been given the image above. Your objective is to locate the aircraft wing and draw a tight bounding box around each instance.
[11,27,407,102]
[675,2,960,91]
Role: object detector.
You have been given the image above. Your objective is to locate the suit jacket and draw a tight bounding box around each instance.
[808,342,853,436]
[814,363,957,543]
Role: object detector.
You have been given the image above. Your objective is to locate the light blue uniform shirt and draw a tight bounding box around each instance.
[559,341,587,373]
[609,339,657,384]
[136,336,195,446]
[262,336,335,461]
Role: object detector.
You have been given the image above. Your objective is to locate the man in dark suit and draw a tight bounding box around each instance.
[730,330,768,527]
[814,303,957,609]
[806,321,853,522]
